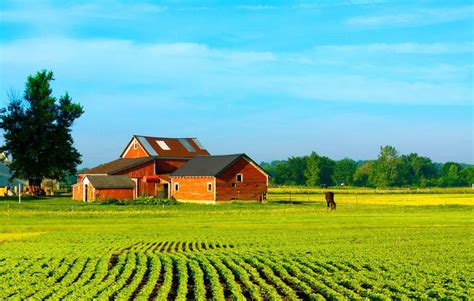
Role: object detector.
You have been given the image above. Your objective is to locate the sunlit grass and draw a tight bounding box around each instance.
[269,192,474,206]
[0,188,472,299]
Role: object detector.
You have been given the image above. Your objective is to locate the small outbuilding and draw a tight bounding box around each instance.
[75,175,135,202]
[170,154,268,203]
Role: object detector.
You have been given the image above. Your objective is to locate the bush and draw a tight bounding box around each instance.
[101,196,179,206]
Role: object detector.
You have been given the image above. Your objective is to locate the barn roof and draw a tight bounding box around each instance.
[170,154,268,177]
[85,175,135,189]
[121,135,210,158]
[80,157,155,175]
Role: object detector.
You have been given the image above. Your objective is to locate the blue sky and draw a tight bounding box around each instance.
[0,0,473,167]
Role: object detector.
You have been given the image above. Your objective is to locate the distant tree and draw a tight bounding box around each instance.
[397,155,414,186]
[461,166,474,185]
[438,162,465,187]
[353,161,372,187]
[317,156,335,186]
[305,152,319,186]
[0,70,84,191]
[286,156,308,185]
[397,153,437,186]
[272,161,291,185]
[332,159,357,185]
[305,152,334,186]
[369,146,401,187]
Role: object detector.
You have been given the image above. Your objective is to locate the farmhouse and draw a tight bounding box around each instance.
[72,135,268,203]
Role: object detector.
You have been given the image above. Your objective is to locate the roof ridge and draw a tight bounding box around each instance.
[194,153,244,157]
[134,135,198,139]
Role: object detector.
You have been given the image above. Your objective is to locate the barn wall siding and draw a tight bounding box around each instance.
[171,176,215,201]
[155,158,189,174]
[94,188,134,201]
[115,161,155,178]
[72,184,83,201]
[115,161,155,196]
[216,157,267,201]
[122,140,148,158]
[87,185,94,201]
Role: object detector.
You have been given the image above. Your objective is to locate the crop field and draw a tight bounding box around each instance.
[0,189,473,300]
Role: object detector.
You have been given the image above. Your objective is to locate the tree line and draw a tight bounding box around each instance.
[261,146,474,188]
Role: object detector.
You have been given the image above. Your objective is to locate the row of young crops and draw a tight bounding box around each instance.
[113,241,235,253]
[0,245,470,300]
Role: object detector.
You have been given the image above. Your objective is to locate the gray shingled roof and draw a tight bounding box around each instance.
[171,154,248,177]
[86,175,135,189]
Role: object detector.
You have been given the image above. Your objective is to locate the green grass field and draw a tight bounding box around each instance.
[0,190,473,300]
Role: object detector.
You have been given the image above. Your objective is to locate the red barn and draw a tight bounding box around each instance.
[72,135,268,203]
[170,154,268,203]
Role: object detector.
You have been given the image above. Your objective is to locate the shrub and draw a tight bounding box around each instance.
[101,196,179,206]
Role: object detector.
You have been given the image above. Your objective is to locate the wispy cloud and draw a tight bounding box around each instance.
[0,38,471,106]
[314,42,474,54]
[236,0,387,11]
[347,5,474,27]
[0,2,167,24]
[236,5,277,11]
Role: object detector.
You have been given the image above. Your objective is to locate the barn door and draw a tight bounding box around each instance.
[164,184,169,199]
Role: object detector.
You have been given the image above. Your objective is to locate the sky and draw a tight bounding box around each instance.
[0,0,473,167]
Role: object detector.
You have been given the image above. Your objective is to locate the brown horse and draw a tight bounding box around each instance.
[325,191,336,210]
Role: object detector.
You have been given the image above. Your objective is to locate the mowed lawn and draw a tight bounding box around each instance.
[0,191,472,300]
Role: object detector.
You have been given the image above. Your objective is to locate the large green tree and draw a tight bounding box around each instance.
[0,70,84,189]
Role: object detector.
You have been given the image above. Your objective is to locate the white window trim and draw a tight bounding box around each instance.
[213,177,216,201]
[236,173,243,182]
[122,138,143,158]
[132,178,138,199]
[133,141,138,149]
[207,182,212,192]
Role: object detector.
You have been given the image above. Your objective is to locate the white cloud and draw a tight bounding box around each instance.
[0,2,167,24]
[0,38,471,106]
[271,75,471,105]
[236,5,277,11]
[236,0,387,10]
[347,5,474,27]
[314,42,474,54]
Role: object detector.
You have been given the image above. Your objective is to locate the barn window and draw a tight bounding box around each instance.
[236,173,243,182]
[156,140,171,150]
[207,183,212,192]
[174,183,179,192]
[231,183,237,187]
[133,141,138,149]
